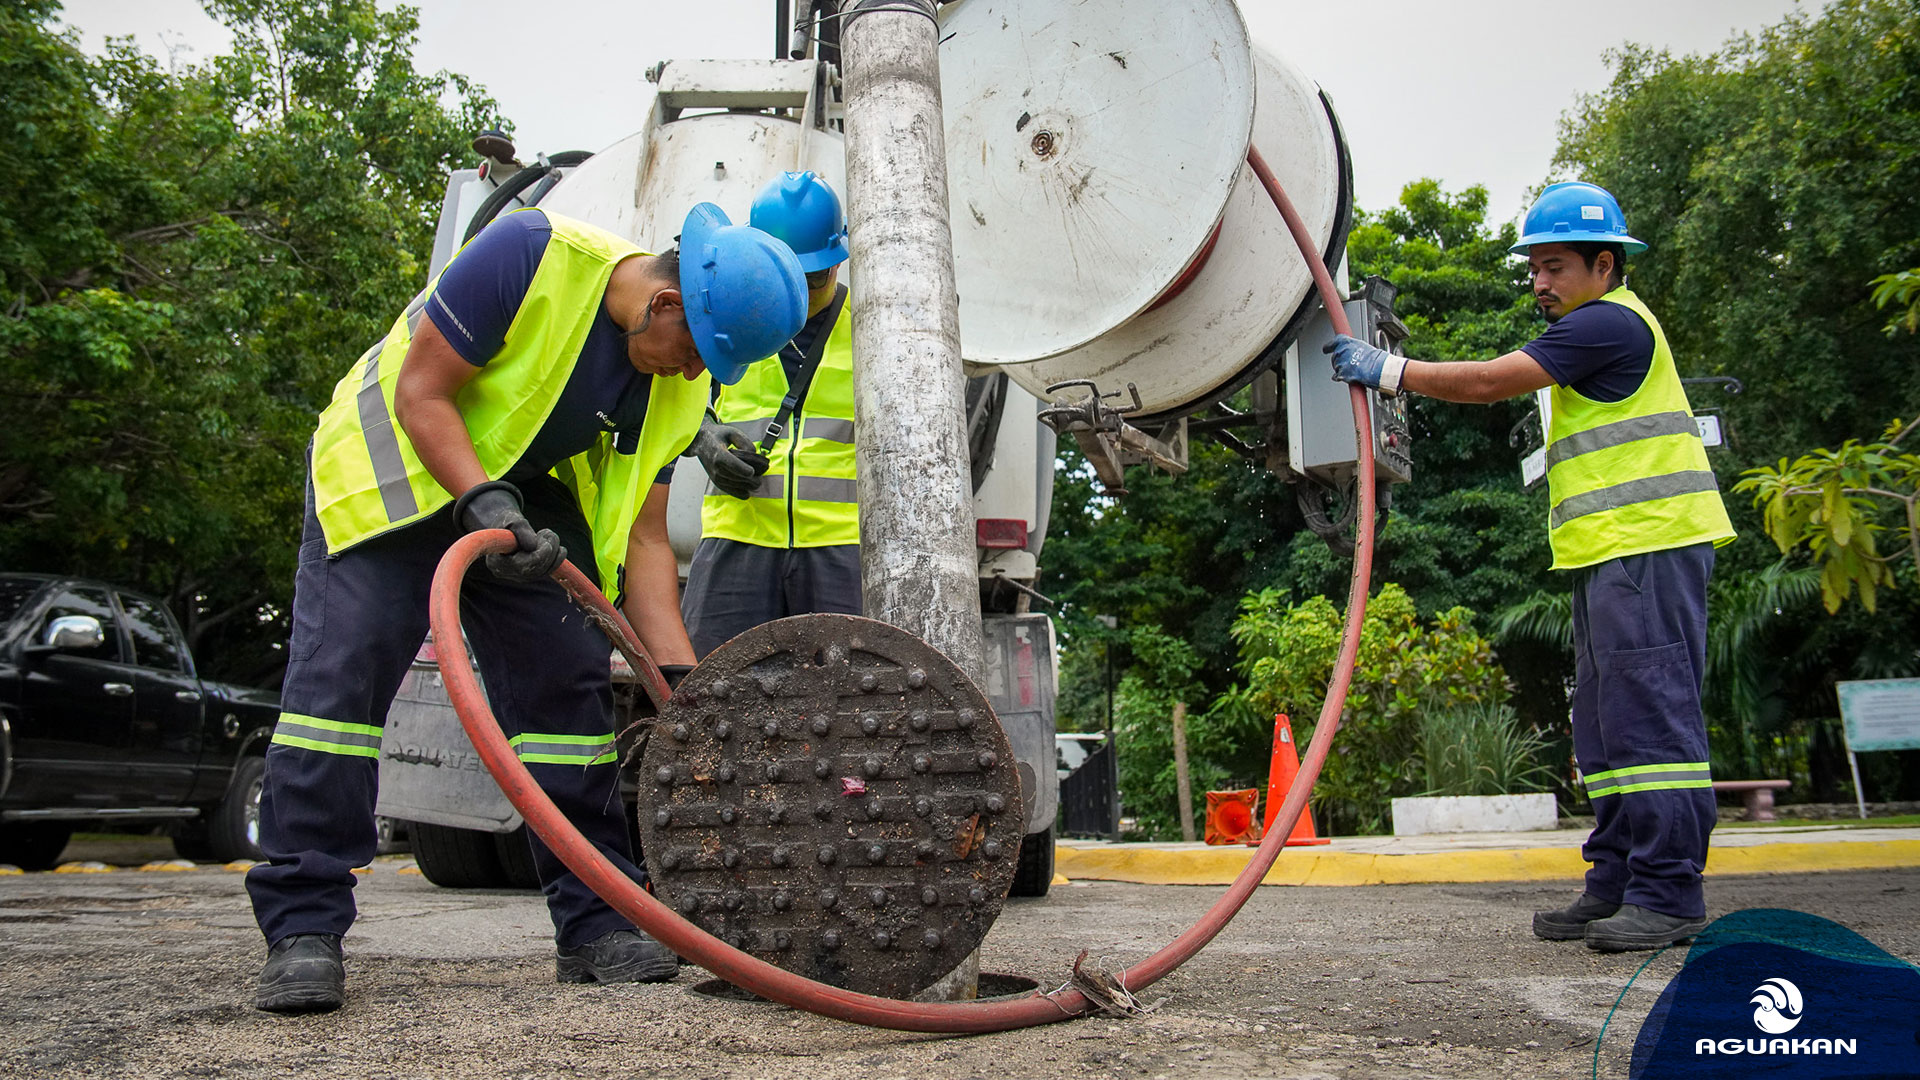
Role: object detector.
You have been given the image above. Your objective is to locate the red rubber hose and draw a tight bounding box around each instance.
[429,145,1376,1033]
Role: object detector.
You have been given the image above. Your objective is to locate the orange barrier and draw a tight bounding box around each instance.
[1257,714,1330,846]
[1205,789,1262,844]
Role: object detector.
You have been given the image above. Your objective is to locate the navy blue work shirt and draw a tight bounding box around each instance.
[1520,297,1655,404]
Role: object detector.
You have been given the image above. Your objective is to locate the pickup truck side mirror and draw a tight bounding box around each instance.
[26,614,106,655]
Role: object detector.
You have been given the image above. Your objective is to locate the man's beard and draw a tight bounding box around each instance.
[1538,296,1562,324]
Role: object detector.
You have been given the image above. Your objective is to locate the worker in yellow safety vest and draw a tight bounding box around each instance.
[245,203,806,1013]
[1324,182,1735,953]
[681,172,859,655]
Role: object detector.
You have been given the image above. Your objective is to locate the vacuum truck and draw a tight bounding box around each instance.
[373,0,1411,906]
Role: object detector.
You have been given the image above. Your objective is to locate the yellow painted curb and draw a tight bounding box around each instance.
[53,861,113,874]
[1055,839,1920,887]
[223,860,261,872]
[0,865,23,876]
[138,859,198,872]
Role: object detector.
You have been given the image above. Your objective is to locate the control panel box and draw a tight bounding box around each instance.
[1286,276,1414,487]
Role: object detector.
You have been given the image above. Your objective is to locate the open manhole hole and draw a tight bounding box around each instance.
[690,972,1042,1004]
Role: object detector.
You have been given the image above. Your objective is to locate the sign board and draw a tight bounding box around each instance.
[1837,678,1920,752]
[1695,414,1724,448]
[1520,447,1547,489]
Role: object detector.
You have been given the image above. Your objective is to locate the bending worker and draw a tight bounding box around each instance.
[246,203,806,1013]
[1325,182,1735,953]
[681,172,859,655]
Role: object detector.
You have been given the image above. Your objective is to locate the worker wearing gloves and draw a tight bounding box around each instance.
[1325,182,1734,952]
[680,172,859,656]
[247,204,806,1013]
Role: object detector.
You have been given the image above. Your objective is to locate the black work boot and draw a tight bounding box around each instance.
[1532,892,1621,941]
[1584,904,1708,953]
[255,933,345,1013]
[555,929,680,984]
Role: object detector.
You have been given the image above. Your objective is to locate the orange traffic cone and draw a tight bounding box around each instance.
[1204,788,1262,845]
[1256,713,1329,845]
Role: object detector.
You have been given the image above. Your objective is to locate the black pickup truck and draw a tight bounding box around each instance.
[0,573,281,869]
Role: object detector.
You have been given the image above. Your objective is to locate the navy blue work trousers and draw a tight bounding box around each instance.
[1570,542,1718,919]
[246,475,646,949]
[679,537,862,658]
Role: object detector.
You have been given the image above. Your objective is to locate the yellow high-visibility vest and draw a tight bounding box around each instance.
[308,210,707,597]
[701,299,858,548]
[1544,287,1736,570]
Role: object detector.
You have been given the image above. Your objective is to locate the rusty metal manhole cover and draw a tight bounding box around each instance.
[636,614,1024,998]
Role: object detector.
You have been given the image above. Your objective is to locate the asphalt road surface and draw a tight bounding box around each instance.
[2,847,1915,1079]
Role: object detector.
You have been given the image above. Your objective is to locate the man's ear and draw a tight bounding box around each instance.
[651,287,684,313]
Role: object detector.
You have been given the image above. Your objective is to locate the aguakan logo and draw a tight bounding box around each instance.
[1749,977,1802,1035]
[1694,974,1856,1057]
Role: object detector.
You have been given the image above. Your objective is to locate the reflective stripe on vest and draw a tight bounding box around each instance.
[1543,288,1736,570]
[702,300,859,548]
[1580,761,1712,800]
[271,713,382,758]
[309,210,708,598]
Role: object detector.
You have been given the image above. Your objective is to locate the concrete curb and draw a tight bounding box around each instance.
[1056,838,1920,887]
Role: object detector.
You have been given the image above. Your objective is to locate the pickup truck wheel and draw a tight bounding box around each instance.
[208,755,267,862]
[409,822,507,888]
[1009,829,1055,897]
[0,823,73,871]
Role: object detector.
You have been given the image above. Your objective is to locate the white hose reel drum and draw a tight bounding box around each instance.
[940,0,1350,421]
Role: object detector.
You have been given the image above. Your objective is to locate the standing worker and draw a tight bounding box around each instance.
[681,172,859,655]
[1324,182,1735,952]
[247,203,806,1012]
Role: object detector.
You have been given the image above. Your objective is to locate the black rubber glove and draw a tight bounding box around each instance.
[453,481,566,583]
[686,422,770,501]
[659,664,694,693]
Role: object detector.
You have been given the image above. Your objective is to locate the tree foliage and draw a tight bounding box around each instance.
[0,1,498,681]
[1736,418,1920,613]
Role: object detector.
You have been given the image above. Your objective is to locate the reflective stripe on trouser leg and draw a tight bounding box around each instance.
[1570,544,1717,920]
[457,568,648,949]
[247,475,436,944]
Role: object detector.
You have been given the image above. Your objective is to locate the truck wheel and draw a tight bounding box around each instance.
[493,827,542,889]
[208,755,267,862]
[409,822,506,888]
[1010,829,1055,897]
[0,823,73,871]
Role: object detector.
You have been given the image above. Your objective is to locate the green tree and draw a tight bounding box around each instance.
[0,1,499,681]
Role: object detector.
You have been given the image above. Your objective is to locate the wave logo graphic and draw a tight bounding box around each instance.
[1750,977,1804,1034]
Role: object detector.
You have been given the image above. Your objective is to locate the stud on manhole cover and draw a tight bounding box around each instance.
[636,614,1024,999]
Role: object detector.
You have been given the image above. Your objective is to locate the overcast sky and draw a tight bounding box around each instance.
[60,0,1808,225]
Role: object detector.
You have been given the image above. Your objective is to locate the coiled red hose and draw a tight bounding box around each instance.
[429,147,1376,1033]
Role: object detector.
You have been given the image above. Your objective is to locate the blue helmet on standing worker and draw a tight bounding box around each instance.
[678,202,808,385]
[1510,181,1648,256]
[749,171,851,272]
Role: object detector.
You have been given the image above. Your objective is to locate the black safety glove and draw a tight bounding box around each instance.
[685,422,770,501]
[452,480,566,583]
[659,664,694,694]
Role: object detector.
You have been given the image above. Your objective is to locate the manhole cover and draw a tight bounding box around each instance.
[637,614,1024,999]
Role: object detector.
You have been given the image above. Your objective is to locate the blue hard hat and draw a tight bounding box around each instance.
[1510,181,1647,256]
[678,202,808,385]
[748,171,850,272]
